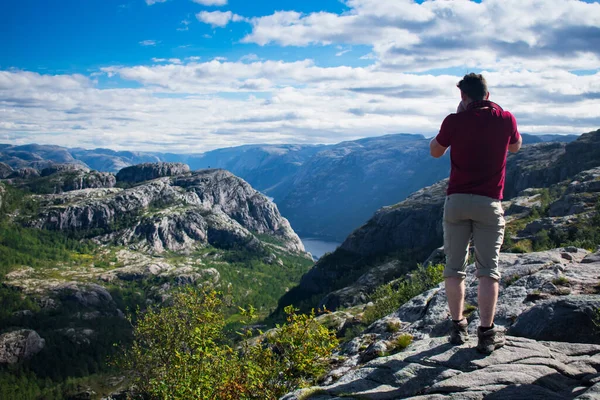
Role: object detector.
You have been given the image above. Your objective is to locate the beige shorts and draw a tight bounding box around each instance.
[443,193,505,281]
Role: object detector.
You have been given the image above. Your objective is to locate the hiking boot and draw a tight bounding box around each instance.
[449,319,469,345]
[477,324,505,354]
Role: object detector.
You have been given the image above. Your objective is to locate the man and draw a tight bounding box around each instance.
[430,73,522,354]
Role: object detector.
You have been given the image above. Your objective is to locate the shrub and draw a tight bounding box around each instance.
[119,289,338,400]
[389,333,413,352]
[552,276,570,286]
[362,263,444,325]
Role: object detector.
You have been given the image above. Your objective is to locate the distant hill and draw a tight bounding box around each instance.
[0,132,581,241]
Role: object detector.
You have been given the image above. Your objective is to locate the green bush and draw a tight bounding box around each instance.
[362,263,444,325]
[120,288,338,400]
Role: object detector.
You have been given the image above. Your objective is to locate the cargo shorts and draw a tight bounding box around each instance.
[443,193,505,281]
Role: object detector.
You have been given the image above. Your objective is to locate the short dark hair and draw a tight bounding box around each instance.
[457,73,488,101]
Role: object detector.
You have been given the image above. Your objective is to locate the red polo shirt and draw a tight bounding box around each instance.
[435,100,520,200]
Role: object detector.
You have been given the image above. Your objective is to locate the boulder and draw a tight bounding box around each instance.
[116,162,190,184]
[508,295,600,344]
[0,330,45,364]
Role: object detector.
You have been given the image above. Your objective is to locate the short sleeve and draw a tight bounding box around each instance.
[436,114,455,148]
[508,113,520,144]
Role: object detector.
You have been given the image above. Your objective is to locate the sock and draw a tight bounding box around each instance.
[452,318,466,324]
[479,324,494,332]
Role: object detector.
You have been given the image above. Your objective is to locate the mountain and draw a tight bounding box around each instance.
[0,162,313,394]
[167,144,329,200]
[276,129,600,313]
[0,133,581,242]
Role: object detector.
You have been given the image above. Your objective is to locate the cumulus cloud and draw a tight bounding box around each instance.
[242,0,600,72]
[196,10,245,27]
[2,60,599,153]
[191,0,227,5]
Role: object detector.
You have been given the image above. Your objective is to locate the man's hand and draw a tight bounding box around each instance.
[508,136,523,153]
[430,138,448,158]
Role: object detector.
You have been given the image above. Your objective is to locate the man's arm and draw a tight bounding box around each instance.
[430,138,448,158]
[508,135,522,153]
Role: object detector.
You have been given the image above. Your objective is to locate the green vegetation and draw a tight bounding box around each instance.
[504,274,521,287]
[362,263,444,326]
[504,187,600,254]
[388,334,413,353]
[552,276,570,286]
[120,288,338,399]
[463,303,477,318]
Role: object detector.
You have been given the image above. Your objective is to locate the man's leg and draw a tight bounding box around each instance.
[477,276,499,328]
[443,195,472,344]
[472,196,505,353]
[445,276,466,321]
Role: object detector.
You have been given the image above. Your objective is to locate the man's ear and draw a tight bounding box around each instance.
[485,92,490,100]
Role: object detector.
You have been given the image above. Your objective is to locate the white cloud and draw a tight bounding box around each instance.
[242,0,600,72]
[240,53,260,62]
[196,10,245,27]
[145,0,167,5]
[191,0,227,5]
[336,49,351,57]
[139,40,158,46]
[2,61,599,153]
[177,20,191,31]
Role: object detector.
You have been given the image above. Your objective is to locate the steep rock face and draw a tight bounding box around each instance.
[0,183,4,209]
[116,162,190,184]
[340,179,448,257]
[0,330,46,364]
[28,169,304,254]
[285,249,600,400]
[0,162,13,178]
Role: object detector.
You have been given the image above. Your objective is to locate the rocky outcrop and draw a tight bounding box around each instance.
[28,169,304,254]
[0,330,46,364]
[285,336,600,400]
[18,169,117,194]
[0,162,13,179]
[285,248,600,399]
[116,162,190,184]
[10,167,40,179]
[40,163,90,176]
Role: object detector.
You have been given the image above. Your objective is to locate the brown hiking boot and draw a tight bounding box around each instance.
[449,319,469,345]
[476,324,505,354]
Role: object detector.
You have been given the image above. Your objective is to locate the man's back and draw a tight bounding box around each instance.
[436,100,520,200]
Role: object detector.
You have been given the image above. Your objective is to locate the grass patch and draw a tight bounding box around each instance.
[552,276,570,286]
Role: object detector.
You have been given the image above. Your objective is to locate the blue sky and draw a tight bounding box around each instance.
[1,0,600,152]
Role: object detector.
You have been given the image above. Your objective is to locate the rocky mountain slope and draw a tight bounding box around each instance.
[285,248,600,399]
[0,162,313,397]
[22,164,304,254]
[277,129,600,314]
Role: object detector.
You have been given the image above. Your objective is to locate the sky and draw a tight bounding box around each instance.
[1,0,600,153]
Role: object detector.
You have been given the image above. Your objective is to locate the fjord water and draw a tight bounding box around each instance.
[300,237,341,260]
